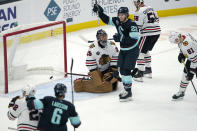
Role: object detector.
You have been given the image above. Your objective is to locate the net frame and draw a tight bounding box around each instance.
[1,21,67,94]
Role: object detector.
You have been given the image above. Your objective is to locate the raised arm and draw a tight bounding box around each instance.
[93,4,110,25]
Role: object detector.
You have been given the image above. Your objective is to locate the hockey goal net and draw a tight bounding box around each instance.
[0,21,67,94]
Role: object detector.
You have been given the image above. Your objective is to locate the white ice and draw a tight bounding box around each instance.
[1,14,197,131]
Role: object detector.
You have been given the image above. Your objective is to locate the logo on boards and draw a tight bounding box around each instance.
[44,0,61,21]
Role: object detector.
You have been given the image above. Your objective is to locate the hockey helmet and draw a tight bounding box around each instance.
[133,0,144,7]
[54,83,67,97]
[22,84,36,97]
[133,0,144,4]
[169,32,180,44]
[118,7,129,14]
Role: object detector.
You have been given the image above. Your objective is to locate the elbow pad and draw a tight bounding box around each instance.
[73,122,81,128]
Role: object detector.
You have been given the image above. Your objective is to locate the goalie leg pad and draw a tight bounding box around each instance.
[74,78,116,93]
[74,78,87,92]
[89,69,103,86]
[74,70,119,93]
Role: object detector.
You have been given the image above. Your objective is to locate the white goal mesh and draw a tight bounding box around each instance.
[0,21,67,94]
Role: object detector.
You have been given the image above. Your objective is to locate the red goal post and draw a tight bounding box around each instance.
[0,21,67,94]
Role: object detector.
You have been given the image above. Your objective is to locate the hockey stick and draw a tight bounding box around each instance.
[70,58,74,104]
[182,61,197,95]
[95,0,100,26]
[67,72,88,77]
[49,72,88,80]
[70,58,76,131]
[88,38,114,43]
[79,34,114,43]
[8,127,17,130]
[27,66,88,77]
[78,35,90,43]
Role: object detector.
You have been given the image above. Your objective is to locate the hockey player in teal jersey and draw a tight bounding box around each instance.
[27,83,81,131]
[93,4,140,101]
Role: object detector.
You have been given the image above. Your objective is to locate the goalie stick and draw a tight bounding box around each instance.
[79,34,114,43]
[49,72,88,80]
[88,38,114,43]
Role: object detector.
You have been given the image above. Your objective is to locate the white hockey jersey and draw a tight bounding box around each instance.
[7,97,39,131]
[178,33,197,69]
[86,41,119,72]
[134,5,161,36]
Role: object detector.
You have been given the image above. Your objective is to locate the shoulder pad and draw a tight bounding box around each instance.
[89,44,95,48]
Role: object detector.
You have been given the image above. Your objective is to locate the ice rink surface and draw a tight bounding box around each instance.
[1,14,197,131]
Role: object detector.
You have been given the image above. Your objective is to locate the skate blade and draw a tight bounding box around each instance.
[133,78,143,82]
[119,98,132,102]
[144,74,152,78]
[171,97,184,101]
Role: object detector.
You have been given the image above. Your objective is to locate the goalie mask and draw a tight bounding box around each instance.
[169,32,181,44]
[22,84,36,98]
[96,29,108,47]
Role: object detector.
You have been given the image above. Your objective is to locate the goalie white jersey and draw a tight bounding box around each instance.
[7,97,39,131]
[178,33,197,68]
[134,6,161,36]
[86,41,119,72]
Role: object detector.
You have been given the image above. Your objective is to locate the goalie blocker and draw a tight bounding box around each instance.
[74,69,119,93]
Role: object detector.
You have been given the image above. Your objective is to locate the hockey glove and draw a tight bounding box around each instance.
[178,53,186,63]
[112,71,119,78]
[109,66,122,82]
[113,33,120,42]
[186,71,194,81]
[93,4,103,13]
[26,97,36,110]
[8,96,20,108]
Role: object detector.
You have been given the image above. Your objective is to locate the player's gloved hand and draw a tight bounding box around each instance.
[112,71,122,82]
[108,66,122,82]
[113,33,120,42]
[8,96,20,108]
[112,71,119,78]
[186,71,194,81]
[26,97,36,110]
[93,4,103,13]
[178,53,186,63]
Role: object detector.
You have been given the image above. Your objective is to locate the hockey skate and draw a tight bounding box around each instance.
[119,88,132,102]
[133,70,144,82]
[172,91,185,100]
[144,67,152,78]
